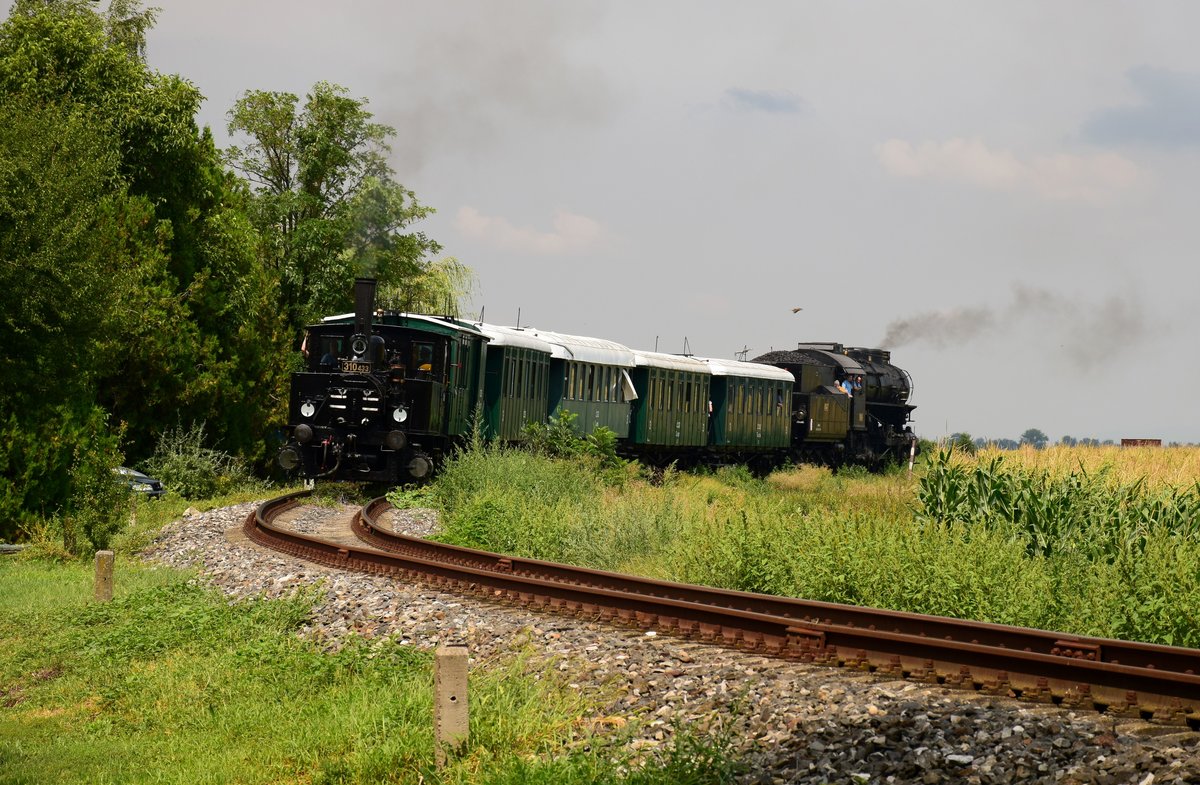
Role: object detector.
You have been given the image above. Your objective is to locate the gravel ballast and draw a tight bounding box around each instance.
[142,502,1200,784]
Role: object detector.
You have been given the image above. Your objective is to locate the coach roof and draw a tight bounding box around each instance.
[699,358,795,382]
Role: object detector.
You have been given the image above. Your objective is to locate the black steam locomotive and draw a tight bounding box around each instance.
[276,279,915,483]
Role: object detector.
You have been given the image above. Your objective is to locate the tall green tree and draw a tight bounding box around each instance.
[225,82,451,327]
[0,0,291,543]
[0,94,152,542]
[0,0,292,462]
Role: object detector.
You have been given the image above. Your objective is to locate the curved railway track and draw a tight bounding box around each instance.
[246,492,1200,727]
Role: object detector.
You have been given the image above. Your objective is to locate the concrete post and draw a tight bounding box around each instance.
[434,645,469,766]
[94,550,114,602]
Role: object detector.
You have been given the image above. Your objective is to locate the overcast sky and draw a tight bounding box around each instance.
[136,1,1200,442]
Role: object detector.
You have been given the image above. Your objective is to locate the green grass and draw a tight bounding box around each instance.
[427,445,1200,648]
[0,558,744,785]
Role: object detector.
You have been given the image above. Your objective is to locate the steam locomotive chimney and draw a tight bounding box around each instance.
[354,278,376,338]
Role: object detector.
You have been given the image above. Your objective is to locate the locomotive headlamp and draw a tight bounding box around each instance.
[385,430,407,451]
[351,335,369,356]
[277,446,301,471]
[294,424,314,444]
[392,406,408,423]
[408,454,433,479]
[300,402,316,418]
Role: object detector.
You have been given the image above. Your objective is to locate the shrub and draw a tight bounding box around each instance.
[522,408,582,459]
[63,426,132,554]
[523,409,626,474]
[0,404,127,549]
[140,422,258,500]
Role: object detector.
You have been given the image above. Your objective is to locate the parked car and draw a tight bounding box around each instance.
[114,467,166,499]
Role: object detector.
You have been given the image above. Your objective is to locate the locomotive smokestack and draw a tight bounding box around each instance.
[354,278,376,338]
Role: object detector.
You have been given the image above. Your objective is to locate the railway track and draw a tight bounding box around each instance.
[246,492,1200,727]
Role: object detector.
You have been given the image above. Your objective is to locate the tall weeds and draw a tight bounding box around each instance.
[423,445,1200,647]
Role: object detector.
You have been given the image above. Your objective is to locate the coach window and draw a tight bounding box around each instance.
[413,342,435,375]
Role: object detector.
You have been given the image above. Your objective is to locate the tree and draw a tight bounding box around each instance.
[0,96,148,542]
[225,82,453,328]
[1059,435,1078,447]
[1020,428,1049,449]
[0,0,293,464]
[0,1,294,543]
[948,432,976,454]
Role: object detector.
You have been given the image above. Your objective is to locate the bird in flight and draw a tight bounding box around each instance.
[791,307,803,313]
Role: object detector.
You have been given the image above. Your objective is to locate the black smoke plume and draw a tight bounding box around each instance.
[879,285,1146,371]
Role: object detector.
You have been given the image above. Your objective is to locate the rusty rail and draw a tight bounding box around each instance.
[247,494,1200,726]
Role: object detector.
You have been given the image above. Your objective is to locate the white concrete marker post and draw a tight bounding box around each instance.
[434,645,469,767]
[94,550,114,602]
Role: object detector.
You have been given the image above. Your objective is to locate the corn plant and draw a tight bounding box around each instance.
[917,449,1200,561]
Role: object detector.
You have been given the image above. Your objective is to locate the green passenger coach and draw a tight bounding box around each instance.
[701,358,794,450]
[475,325,553,441]
[524,328,635,438]
[629,351,711,449]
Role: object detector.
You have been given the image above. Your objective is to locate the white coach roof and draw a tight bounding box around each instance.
[525,329,635,366]
[474,324,555,353]
[700,358,795,382]
[479,325,635,366]
[632,350,711,374]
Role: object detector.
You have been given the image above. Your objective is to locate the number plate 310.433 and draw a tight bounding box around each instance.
[339,359,371,374]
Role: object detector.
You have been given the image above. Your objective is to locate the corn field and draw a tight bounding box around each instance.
[917,449,1200,560]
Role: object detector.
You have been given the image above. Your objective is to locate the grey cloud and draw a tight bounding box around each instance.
[723,88,806,115]
[372,3,615,175]
[1082,66,1200,147]
[879,285,1148,372]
